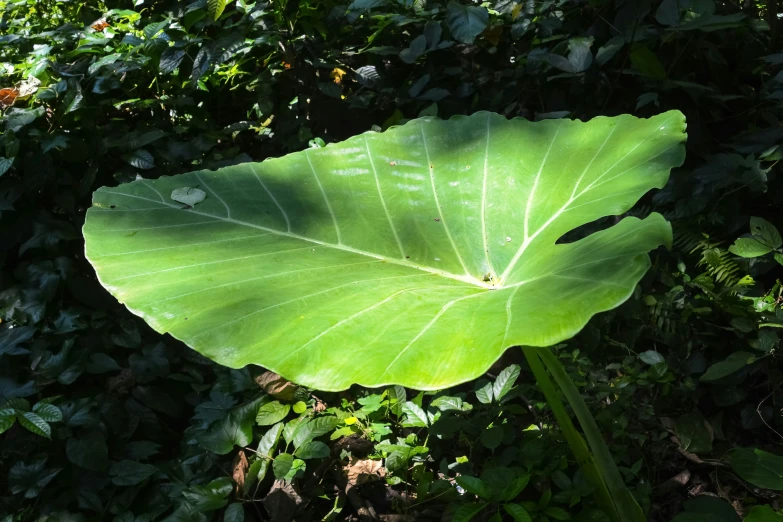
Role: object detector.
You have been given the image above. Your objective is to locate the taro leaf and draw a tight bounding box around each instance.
[84,111,686,391]
[730,448,783,490]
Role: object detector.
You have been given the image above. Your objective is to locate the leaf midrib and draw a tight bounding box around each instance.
[94,189,495,289]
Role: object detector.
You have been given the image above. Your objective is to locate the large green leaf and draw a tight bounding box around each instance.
[84,111,686,391]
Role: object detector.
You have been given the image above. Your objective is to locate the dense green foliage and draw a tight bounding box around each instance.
[0,0,782,521]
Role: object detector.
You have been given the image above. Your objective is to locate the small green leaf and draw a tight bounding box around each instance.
[630,45,667,79]
[504,504,532,522]
[402,401,429,427]
[730,448,783,490]
[245,422,283,494]
[493,364,520,401]
[208,0,227,20]
[745,505,783,522]
[452,502,488,522]
[170,187,207,207]
[701,352,755,381]
[224,503,245,522]
[456,476,493,500]
[272,453,294,479]
[0,409,16,434]
[110,460,158,486]
[294,441,330,459]
[123,149,155,169]
[0,157,13,177]
[431,396,472,412]
[639,350,665,365]
[729,237,773,258]
[750,217,782,249]
[17,412,50,438]
[476,382,494,404]
[481,426,503,450]
[675,412,713,454]
[256,401,290,426]
[32,403,62,423]
[544,507,571,520]
[292,401,307,414]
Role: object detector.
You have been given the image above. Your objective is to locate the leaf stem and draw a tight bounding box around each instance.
[533,346,646,522]
[521,346,619,522]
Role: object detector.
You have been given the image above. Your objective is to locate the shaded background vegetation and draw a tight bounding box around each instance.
[0,0,782,520]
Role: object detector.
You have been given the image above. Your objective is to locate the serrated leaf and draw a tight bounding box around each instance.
[84,111,686,391]
[18,412,50,438]
[401,401,429,427]
[32,403,62,423]
[493,364,520,401]
[476,382,494,404]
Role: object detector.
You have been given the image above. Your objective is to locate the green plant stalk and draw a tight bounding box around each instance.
[521,346,620,522]
[535,346,646,522]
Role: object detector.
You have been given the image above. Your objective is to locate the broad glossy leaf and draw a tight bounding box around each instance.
[84,111,686,391]
[730,447,783,490]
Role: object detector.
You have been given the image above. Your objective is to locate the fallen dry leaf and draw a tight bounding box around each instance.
[90,18,110,31]
[344,458,385,486]
[0,88,19,108]
[255,371,301,401]
[232,450,248,493]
